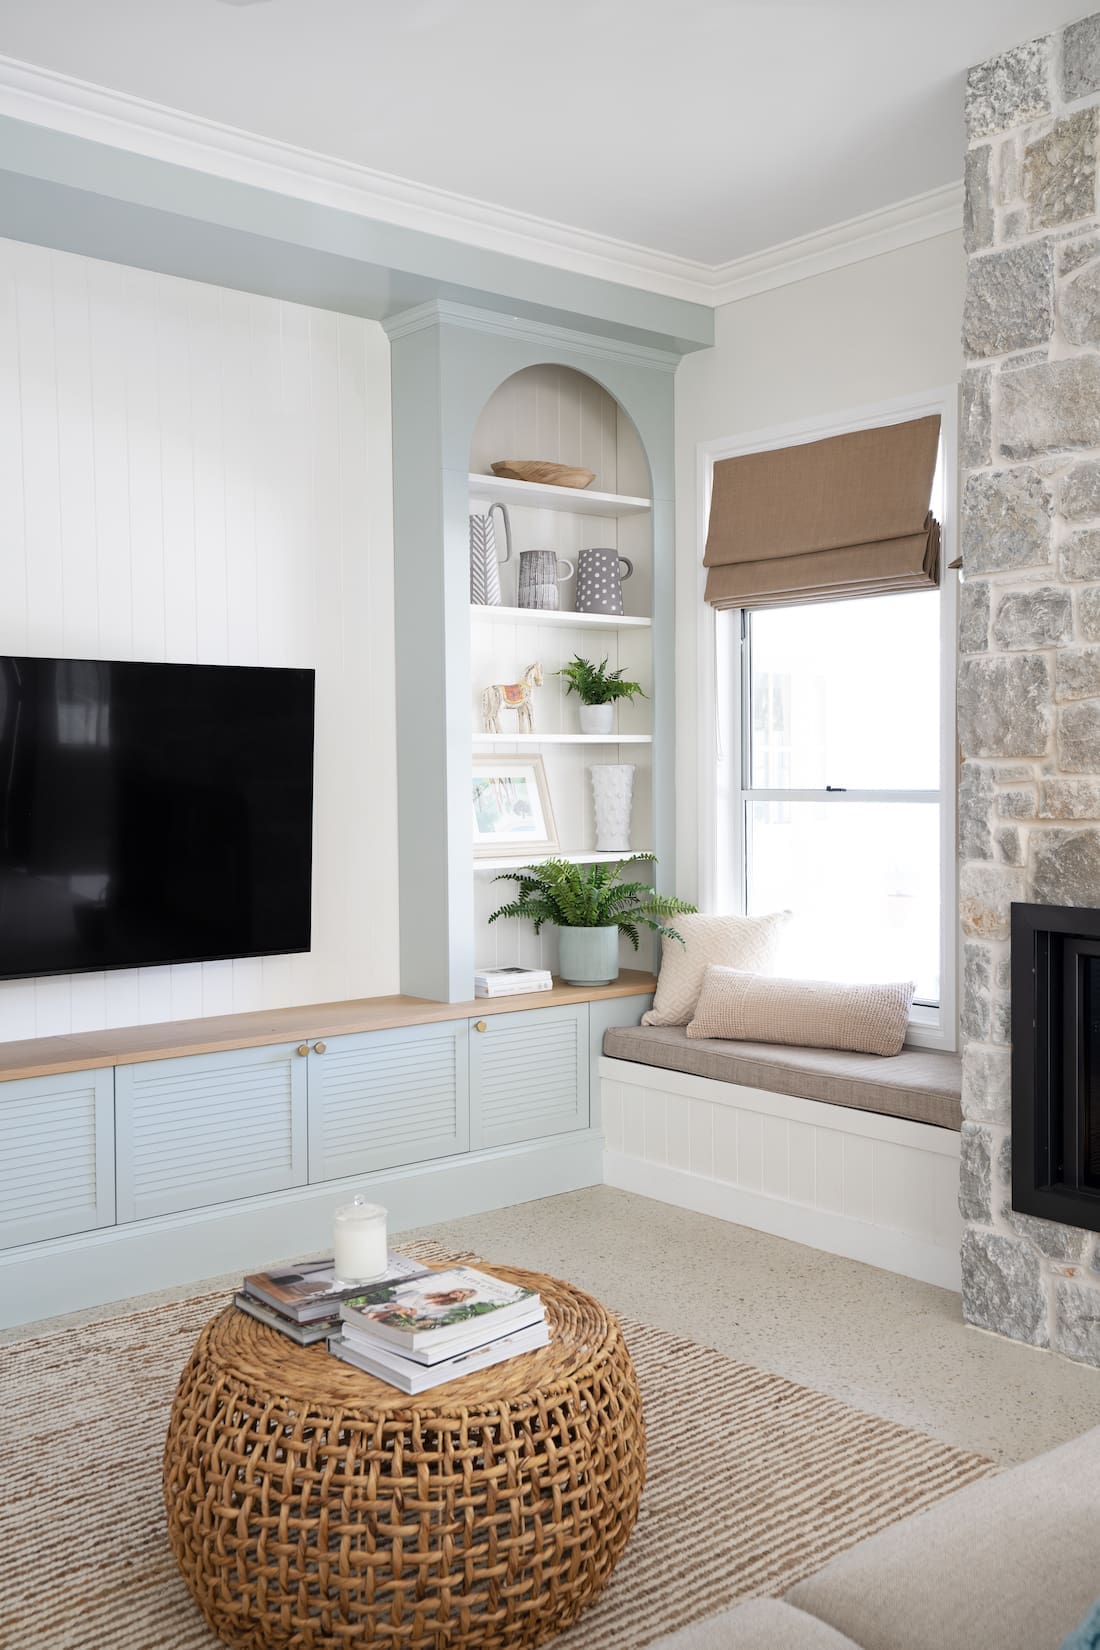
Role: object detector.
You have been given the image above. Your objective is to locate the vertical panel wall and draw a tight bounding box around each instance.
[0,237,399,1039]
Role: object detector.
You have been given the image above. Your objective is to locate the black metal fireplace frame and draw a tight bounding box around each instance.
[1012,901,1100,1235]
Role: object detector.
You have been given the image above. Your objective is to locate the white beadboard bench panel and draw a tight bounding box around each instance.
[601,1056,962,1290]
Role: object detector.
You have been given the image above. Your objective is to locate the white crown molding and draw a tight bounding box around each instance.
[0,53,963,311]
[706,182,964,305]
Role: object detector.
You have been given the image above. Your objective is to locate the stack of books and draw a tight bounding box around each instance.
[235,1253,431,1344]
[328,1265,549,1393]
[474,965,553,998]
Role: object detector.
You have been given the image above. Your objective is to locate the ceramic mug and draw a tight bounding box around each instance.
[518,549,575,612]
[576,547,634,616]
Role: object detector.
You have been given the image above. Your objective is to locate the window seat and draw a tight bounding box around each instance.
[602,1024,962,1132]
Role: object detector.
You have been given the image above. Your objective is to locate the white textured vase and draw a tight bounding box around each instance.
[579,702,615,735]
[590,763,635,852]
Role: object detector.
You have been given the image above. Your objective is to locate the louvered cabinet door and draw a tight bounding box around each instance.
[0,1068,115,1248]
[470,1005,590,1150]
[115,1043,307,1222]
[307,1022,470,1183]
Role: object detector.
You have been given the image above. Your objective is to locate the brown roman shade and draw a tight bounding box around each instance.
[703,414,941,609]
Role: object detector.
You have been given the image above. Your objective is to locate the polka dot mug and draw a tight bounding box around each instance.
[576,548,634,615]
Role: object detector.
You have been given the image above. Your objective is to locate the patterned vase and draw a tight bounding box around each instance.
[590,764,635,852]
[469,504,511,606]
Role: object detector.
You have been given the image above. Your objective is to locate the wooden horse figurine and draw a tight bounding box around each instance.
[482,662,543,734]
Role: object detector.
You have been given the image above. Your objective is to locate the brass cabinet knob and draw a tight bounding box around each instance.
[475,1020,487,1033]
[297,1043,310,1057]
[314,1041,327,1054]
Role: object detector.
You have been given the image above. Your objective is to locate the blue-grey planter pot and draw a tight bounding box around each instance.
[558,925,620,986]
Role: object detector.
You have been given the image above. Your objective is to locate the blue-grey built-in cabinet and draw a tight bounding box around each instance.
[307,1021,472,1183]
[115,1042,310,1223]
[0,988,651,1327]
[0,1067,115,1248]
[470,1005,589,1151]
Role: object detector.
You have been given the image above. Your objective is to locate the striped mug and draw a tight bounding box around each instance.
[518,549,575,612]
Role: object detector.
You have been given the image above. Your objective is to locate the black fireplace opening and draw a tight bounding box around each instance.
[1012,902,1100,1234]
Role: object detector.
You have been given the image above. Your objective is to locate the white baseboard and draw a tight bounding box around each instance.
[601,1058,962,1292]
[604,1150,961,1290]
[0,1132,603,1330]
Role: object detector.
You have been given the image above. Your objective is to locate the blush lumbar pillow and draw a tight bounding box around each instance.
[685,967,915,1057]
[641,911,790,1028]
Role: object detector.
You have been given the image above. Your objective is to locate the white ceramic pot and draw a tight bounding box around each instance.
[558,925,620,986]
[579,702,615,735]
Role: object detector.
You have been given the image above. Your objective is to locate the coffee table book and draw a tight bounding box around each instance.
[233,1294,339,1345]
[241,1252,430,1323]
[340,1266,541,1357]
[329,1318,551,1394]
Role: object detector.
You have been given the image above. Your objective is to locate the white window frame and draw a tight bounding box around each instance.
[695,387,959,1052]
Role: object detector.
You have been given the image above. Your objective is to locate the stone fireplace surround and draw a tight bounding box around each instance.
[959,10,1100,1364]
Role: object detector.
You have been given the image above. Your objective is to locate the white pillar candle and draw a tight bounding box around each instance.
[333,1196,388,1283]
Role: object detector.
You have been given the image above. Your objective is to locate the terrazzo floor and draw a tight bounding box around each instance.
[8,1185,1100,1465]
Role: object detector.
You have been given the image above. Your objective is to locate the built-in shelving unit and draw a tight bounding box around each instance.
[386,305,674,1004]
[468,473,651,518]
[471,605,651,631]
[470,363,658,977]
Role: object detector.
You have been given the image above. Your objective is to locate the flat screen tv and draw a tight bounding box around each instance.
[0,657,315,981]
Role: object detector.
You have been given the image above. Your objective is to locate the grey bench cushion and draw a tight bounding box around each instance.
[602,1024,962,1131]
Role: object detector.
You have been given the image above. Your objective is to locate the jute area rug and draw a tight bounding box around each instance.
[0,1241,993,1650]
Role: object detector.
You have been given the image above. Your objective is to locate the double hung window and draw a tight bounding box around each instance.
[739,589,943,1011]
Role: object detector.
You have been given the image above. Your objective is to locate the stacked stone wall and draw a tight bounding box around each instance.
[960,13,1100,1361]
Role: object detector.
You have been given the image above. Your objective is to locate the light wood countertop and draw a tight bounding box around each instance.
[0,971,657,1082]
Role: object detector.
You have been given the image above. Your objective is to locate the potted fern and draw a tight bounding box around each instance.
[488,854,695,985]
[556,655,646,735]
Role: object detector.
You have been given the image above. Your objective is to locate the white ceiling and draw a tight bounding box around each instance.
[0,0,1087,270]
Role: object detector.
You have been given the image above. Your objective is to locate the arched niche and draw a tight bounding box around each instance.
[468,363,653,614]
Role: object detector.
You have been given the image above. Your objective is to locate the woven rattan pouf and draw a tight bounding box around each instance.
[163,1265,645,1649]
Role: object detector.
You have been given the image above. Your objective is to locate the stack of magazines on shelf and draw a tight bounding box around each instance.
[328,1266,549,1393]
[234,1253,431,1344]
[474,965,552,998]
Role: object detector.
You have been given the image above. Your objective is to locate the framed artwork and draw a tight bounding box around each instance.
[472,756,558,858]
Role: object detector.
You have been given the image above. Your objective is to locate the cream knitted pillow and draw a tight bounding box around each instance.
[686,967,915,1057]
[641,911,790,1028]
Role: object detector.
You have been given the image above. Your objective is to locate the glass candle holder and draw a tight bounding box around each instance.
[333,1195,388,1284]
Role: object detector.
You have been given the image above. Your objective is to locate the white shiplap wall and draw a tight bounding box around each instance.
[0,237,398,1040]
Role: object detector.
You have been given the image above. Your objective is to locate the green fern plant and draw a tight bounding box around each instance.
[488,854,695,950]
[555,656,646,706]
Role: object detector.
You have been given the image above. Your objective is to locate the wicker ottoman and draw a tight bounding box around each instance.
[163,1266,645,1649]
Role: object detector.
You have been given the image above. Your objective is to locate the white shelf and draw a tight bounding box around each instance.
[473,733,652,745]
[469,473,651,518]
[474,849,652,872]
[471,605,651,630]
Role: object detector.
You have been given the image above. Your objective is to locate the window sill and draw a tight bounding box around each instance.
[904,1010,956,1054]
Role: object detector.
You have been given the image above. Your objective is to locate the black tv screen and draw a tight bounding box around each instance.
[0,657,315,980]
